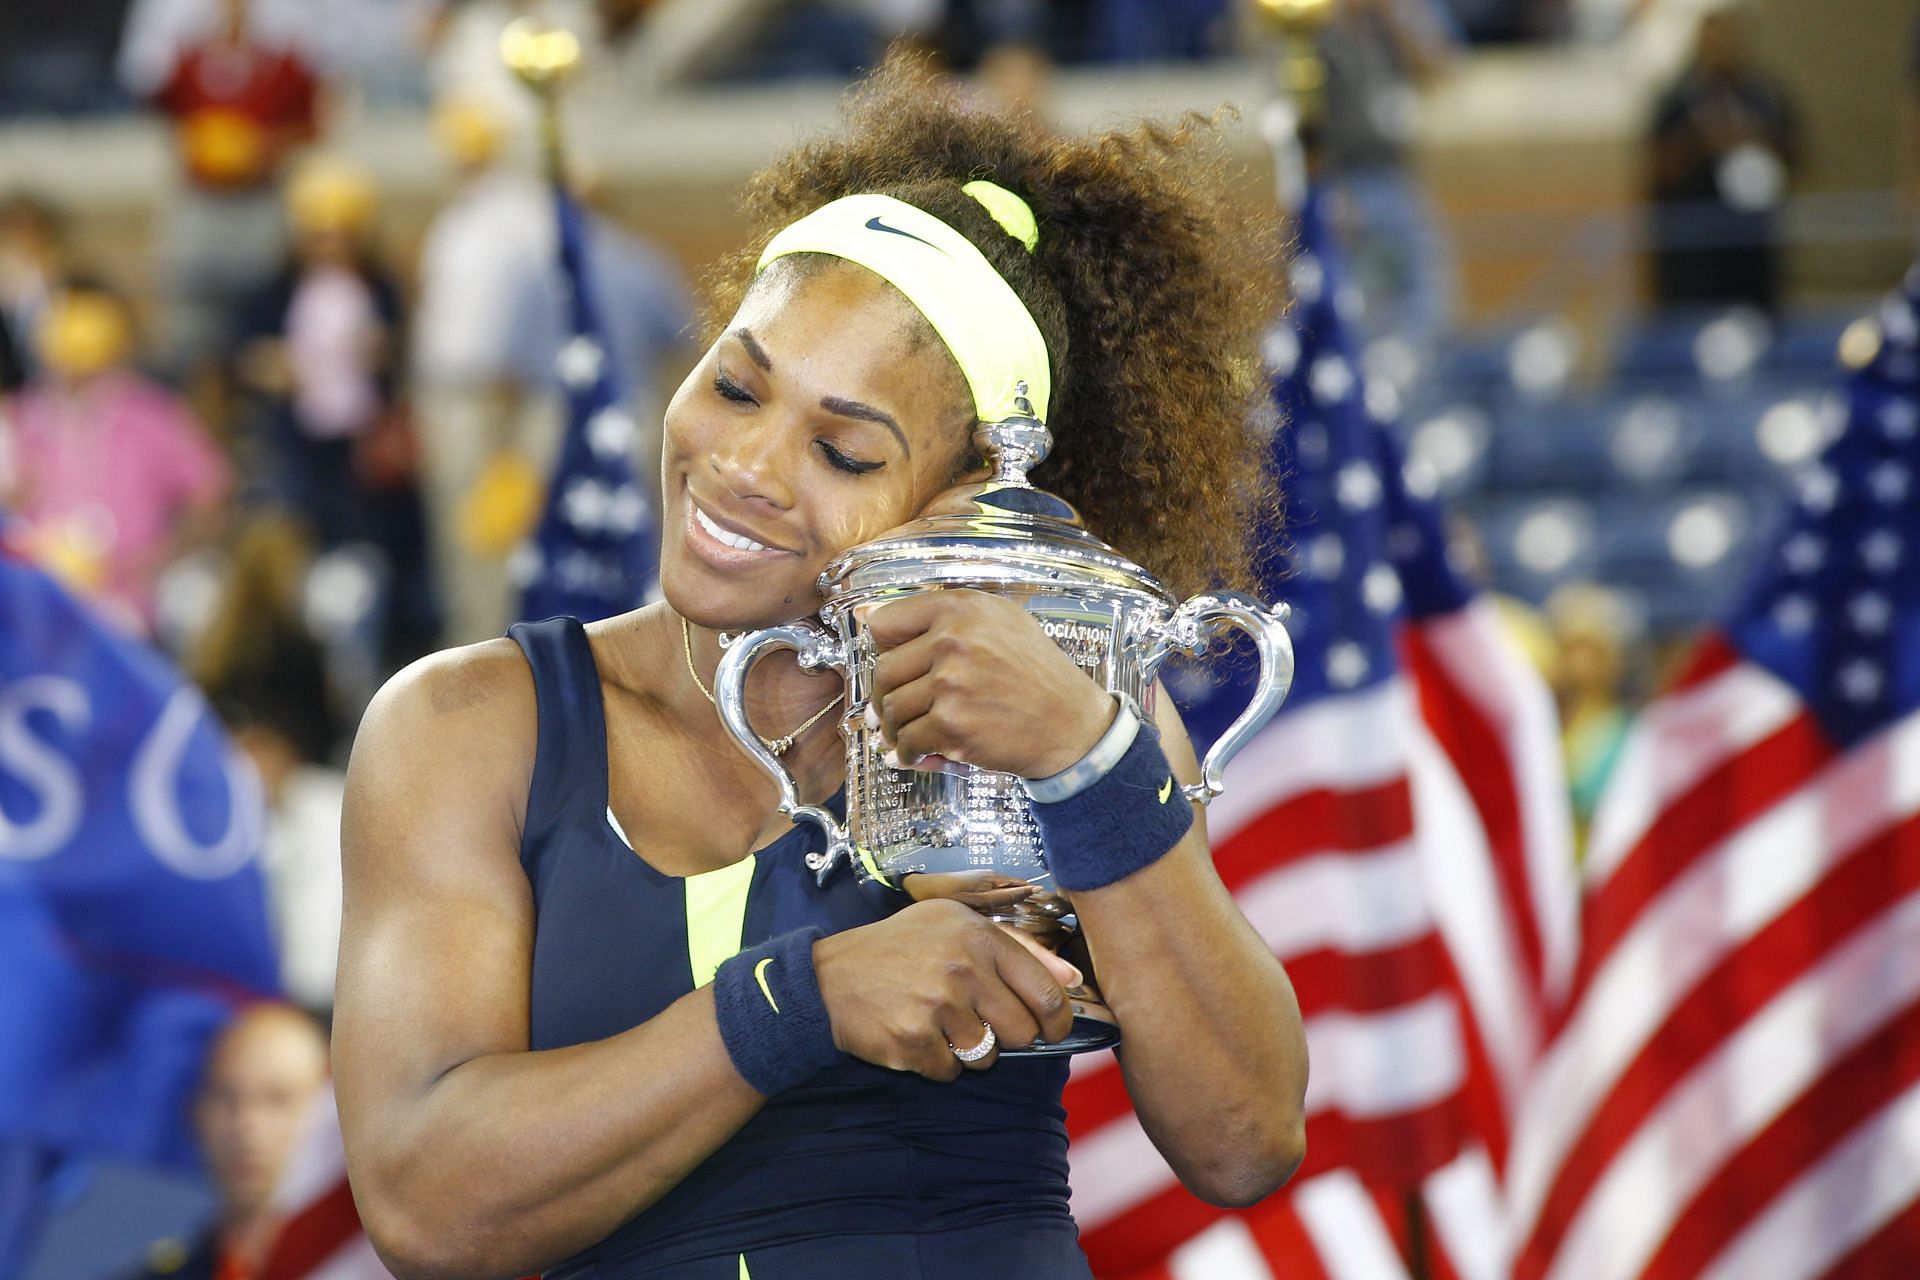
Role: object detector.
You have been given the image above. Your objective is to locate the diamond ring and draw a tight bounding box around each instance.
[951,1020,997,1064]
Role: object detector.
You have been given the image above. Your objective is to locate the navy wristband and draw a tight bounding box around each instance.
[712,927,844,1096]
[1030,723,1194,892]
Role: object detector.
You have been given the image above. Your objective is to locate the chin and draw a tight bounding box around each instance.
[657,551,823,633]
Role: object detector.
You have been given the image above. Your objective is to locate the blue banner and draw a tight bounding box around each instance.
[0,550,280,1178]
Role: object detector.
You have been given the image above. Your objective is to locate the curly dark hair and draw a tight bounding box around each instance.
[702,55,1280,597]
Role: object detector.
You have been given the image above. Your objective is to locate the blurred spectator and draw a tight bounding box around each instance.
[117,0,314,99]
[234,159,439,664]
[193,516,346,1009]
[134,0,324,384]
[1545,581,1638,845]
[412,94,557,643]
[122,1004,330,1280]
[1319,0,1461,357]
[0,195,68,394]
[193,519,337,759]
[1648,8,1799,313]
[236,699,347,1014]
[1,279,231,633]
[122,0,442,107]
[320,0,447,108]
[413,94,692,643]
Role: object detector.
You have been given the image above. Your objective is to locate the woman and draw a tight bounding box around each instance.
[336,60,1308,1279]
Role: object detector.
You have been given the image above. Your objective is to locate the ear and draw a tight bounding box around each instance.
[942,411,991,486]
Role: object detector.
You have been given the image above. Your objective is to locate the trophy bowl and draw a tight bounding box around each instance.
[716,402,1294,1056]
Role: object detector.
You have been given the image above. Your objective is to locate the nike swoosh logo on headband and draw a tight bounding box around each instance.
[865,216,945,252]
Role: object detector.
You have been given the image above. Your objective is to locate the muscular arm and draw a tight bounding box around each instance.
[1071,691,1308,1207]
[333,645,767,1279]
[863,593,1308,1207]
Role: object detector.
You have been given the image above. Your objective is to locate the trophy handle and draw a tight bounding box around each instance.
[1144,592,1296,805]
[713,622,854,883]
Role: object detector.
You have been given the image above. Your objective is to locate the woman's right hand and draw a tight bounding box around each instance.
[812,899,1079,1079]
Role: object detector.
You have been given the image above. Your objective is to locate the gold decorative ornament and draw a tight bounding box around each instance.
[500,16,583,183]
[1253,0,1338,116]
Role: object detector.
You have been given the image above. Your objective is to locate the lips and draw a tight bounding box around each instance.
[684,495,797,562]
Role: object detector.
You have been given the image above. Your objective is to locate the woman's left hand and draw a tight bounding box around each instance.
[865,590,1116,779]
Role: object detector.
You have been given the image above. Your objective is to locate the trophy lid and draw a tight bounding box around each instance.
[818,387,1172,605]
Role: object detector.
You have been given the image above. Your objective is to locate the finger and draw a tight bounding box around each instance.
[883,752,957,774]
[902,871,1039,910]
[916,1038,966,1083]
[874,669,938,744]
[870,632,941,703]
[948,882,1038,911]
[971,983,1042,1054]
[940,1010,1000,1072]
[996,924,1084,990]
[988,931,1076,1046]
[864,594,954,649]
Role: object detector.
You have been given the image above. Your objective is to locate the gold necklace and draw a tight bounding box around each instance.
[682,616,843,757]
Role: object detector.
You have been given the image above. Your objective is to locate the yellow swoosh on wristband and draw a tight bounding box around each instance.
[754,958,781,1013]
[1158,776,1174,804]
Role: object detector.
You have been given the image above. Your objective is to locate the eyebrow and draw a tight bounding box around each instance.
[820,396,910,458]
[731,327,911,459]
[732,327,773,370]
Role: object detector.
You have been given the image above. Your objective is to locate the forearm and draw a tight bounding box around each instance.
[350,987,764,1279]
[1074,835,1308,1204]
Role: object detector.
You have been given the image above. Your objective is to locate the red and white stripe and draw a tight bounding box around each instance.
[1508,644,1920,1280]
[1070,598,1576,1275]
[1101,1148,1513,1280]
[260,1083,390,1280]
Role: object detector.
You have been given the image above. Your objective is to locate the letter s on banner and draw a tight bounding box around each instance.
[0,676,90,861]
[131,687,263,881]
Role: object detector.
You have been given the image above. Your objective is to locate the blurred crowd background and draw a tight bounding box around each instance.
[0,0,1908,1273]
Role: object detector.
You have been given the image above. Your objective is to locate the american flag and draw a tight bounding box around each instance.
[512,190,658,623]
[1504,276,1920,1279]
[1064,186,1579,1278]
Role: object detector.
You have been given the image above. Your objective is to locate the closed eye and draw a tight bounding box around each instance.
[713,369,757,405]
[818,441,884,475]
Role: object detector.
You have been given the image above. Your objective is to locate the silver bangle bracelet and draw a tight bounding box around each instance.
[1019,696,1142,803]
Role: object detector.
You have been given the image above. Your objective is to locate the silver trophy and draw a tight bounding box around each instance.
[715,392,1295,1054]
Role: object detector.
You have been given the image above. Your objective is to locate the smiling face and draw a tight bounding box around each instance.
[659,259,979,629]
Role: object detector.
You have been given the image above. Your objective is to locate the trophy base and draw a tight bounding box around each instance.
[1000,988,1120,1057]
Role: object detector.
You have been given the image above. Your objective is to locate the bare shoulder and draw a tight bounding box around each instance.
[342,638,537,879]
[367,635,532,719]
[335,640,543,1122]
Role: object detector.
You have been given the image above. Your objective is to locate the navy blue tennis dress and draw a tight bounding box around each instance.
[508,618,1095,1279]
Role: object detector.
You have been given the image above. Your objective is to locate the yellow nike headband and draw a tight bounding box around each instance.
[755,184,1052,425]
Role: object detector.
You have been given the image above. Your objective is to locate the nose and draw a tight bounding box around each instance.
[710,421,797,511]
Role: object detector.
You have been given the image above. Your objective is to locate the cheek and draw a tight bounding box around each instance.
[660,360,717,462]
[809,478,921,556]
[660,406,715,481]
